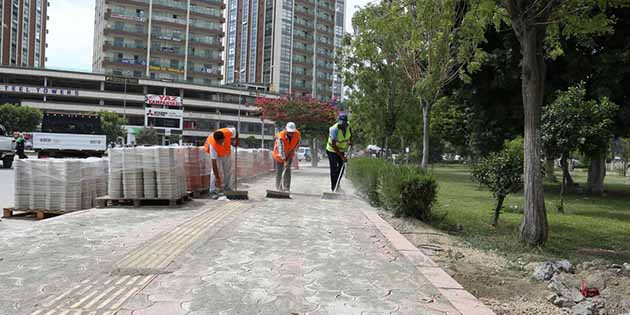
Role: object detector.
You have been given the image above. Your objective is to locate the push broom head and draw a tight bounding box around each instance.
[225,190,249,200]
[266,190,291,199]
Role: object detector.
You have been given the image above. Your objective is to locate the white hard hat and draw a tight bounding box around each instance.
[286,122,297,132]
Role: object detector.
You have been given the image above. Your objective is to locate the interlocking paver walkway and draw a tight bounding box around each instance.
[0,164,493,315]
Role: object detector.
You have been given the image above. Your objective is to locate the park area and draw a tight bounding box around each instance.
[345,159,630,315]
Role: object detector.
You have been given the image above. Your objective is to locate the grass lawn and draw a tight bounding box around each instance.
[430,165,630,264]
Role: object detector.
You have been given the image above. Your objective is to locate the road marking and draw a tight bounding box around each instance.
[32,203,245,314]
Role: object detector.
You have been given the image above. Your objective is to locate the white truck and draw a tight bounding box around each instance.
[34,112,107,158]
[0,125,15,168]
[31,132,107,158]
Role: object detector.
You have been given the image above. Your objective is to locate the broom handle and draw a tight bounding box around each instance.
[234,141,238,189]
[333,146,352,192]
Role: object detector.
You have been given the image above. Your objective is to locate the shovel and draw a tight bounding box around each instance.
[225,145,249,200]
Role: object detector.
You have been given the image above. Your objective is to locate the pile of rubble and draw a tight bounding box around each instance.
[533,260,630,315]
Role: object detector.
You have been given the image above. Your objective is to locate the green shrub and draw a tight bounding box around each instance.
[379,165,438,221]
[347,157,391,205]
[471,138,523,226]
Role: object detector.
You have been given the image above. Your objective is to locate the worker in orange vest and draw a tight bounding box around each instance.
[273,122,301,191]
[204,127,238,194]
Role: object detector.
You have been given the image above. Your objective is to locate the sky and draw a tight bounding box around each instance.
[45,0,373,72]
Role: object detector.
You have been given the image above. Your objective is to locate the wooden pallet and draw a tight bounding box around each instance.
[3,208,68,220]
[95,195,191,208]
[188,188,210,199]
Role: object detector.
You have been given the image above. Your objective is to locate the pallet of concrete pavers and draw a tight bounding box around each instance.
[188,188,210,199]
[95,195,191,208]
[3,207,71,220]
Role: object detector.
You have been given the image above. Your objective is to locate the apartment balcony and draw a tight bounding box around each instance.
[106,0,149,9]
[103,41,147,54]
[192,0,225,9]
[189,37,223,49]
[317,15,335,27]
[317,39,335,50]
[318,3,335,15]
[293,58,313,68]
[188,67,223,79]
[104,26,148,39]
[293,32,313,44]
[295,8,315,19]
[103,57,147,69]
[188,53,224,64]
[151,32,185,43]
[107,10,147,23]
[293,46,314,55]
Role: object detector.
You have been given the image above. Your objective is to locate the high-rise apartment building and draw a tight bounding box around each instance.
[0,0,48,68]
[225,0,344,101]
[92,0,226,85]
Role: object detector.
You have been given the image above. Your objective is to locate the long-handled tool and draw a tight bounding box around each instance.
[226,143,249,200]
[266,162,291,199]
[322,146,352,200]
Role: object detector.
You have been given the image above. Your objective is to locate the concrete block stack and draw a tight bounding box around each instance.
[108,146,187,200]
[184,146,211,192]
[13,158,108,211]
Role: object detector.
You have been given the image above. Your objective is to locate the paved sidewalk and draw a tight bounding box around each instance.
[0,165,493,315]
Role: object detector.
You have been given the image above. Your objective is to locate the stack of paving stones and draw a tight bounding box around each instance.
[184,146,210,192]
[108,148,124,198]
[108,146,187,200]
[13,158,107,211]
[14,160,31,209]
[155,146,186,199]
[122,147,144,199]
[229,148,274,179]
[141,147,157,199]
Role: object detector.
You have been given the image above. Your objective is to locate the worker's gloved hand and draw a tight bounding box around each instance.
[342,155,348,162]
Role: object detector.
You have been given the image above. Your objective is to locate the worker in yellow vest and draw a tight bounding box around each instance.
[326,113,352,191]
[204,127,238,194]
[273,122,301,191]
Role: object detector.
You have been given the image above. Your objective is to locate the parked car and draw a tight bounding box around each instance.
[297,147,311,161]
[0,124,15,168]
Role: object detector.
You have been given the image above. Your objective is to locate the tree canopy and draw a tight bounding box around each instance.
[0,104,43,133]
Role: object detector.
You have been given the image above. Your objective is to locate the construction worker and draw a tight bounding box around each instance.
[326,113,352,191]
[273,122,301,191]
[204,127,238,194]
[15,133,28,159]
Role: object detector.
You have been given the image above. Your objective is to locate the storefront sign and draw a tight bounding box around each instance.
[0,84,80,96]
[145,107,184,119]
[145,94,183,106]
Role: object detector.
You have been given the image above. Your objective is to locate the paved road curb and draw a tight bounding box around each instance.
[359,207,496,315]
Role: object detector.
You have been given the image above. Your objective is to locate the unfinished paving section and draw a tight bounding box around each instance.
[0,165,493,315]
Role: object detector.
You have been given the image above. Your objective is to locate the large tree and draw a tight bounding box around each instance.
[100,111,127,144]
[340,5,416,157]
[389,0,496,169]
[255,96,337,166]
[0,104,43,133]
[497,0,621,245]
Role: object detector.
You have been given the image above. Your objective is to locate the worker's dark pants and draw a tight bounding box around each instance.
[16,147,27,159]
[327,151,345,191]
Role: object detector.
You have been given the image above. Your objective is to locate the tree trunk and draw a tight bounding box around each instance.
[560,154,575,192]
[586,151,606,195]
[421,102,431,170]
[311,138,318,167]
[517,24,548,246]
[492,195,505,227]
[544,159,557,182]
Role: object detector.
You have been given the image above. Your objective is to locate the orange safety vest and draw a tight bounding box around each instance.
[273,130,301,162]
[204,128,233,158]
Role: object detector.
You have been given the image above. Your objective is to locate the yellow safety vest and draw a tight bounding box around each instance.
[326,123,351,153]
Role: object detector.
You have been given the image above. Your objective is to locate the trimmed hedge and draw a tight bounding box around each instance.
[348,157,438,221]
[347,157,391,205]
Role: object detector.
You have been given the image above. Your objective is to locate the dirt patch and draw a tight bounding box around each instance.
[375,209,630,315]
